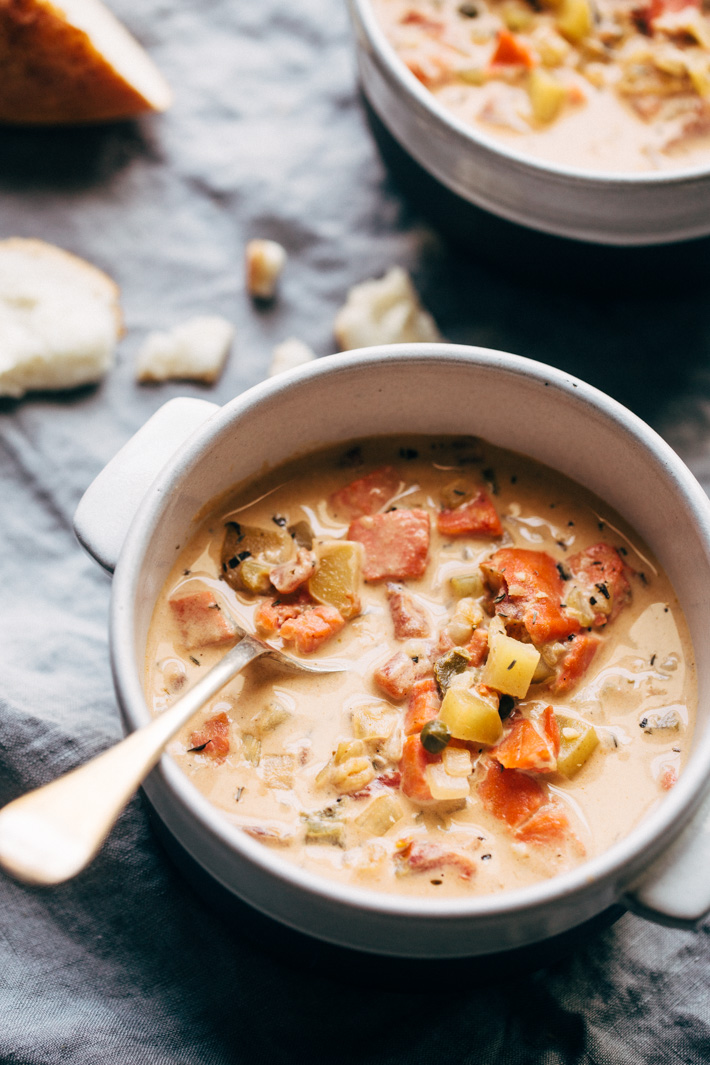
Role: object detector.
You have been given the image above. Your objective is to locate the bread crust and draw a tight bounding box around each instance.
[0,0,170,124]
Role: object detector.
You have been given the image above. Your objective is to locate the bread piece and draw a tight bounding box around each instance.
[136,316,234,384]
[0,237,121,398]
[334,267,442,351]
[245,239,287,300]
[269,338,316,377]
[0,0,172,125]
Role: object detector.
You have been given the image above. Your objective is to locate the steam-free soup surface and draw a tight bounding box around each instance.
[145,436,695,898]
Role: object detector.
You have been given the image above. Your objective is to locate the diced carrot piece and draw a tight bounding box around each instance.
[482,548,579,644]
[514,800,570,844]
[550,632,601,694]
[466,627,489,667]
[404,678,441,736]
[395,840,476,880]
[279,604,345,654]
[493,706,558,773]
[490,29,535,69]
[254,590,313,636]
[400,735,439,802]
[437,490,503,538]
[169,589,237,650]
[567,543,631,627]
[386,581,429,639]
[477,760,546,828]
[349,509,430,581]
[189,711,230,762]
[329,466,401,519]
[374,650,433,701]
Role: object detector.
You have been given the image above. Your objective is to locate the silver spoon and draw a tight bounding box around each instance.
[0,631,345,887]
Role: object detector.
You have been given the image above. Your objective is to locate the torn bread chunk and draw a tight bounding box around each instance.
[0,0,172,125]
[245,239,287,299]
[334,267,442,351]
[269,337,316,377]
[136,316,234,384]
[0,237,121,399]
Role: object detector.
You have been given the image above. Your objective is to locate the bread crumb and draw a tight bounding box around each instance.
[136,316,234,384]
[269,338,316,377]
[245,239,287,299]
[0,237,121,399]
[334,267,442,351]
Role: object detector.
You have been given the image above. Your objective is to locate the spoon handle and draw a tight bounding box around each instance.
[0,634,269,887]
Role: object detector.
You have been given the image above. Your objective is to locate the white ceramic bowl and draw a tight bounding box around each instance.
[348,0,710,247]
[75,344,710,958]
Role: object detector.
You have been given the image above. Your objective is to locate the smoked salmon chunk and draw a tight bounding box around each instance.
[348,509,430,581]
[386,581,430,638]
[329,466,401,519]
[169,589,237,650]
[395,839,477,880]
[481,548,579,644]
[493,706,559,774]
[189,711,230,761]
[514,801,570,844]
[374,650,433,700]
[478,760,546,828]
[404,678,441,736]
[254,590,313,636]
[399,734,439,802]
[567,543,631,627]
[279,604,345,654]
[550,632,601,694]
[437,490,503,538]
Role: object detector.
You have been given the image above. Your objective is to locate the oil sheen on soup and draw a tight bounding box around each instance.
[371,0,710,173]
[145,436,696,899]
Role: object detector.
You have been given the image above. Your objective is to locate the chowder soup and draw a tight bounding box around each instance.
[371,0,710,173]
[145,436,696,899]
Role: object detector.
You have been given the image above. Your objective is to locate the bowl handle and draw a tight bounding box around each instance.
[73,397,220,574]
[624,789,710,928]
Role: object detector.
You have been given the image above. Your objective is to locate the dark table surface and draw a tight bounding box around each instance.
[1,2,709,1062]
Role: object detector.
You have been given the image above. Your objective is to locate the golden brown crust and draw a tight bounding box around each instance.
[0,0,168,124]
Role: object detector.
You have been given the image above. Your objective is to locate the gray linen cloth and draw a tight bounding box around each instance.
[1,1,709,1061]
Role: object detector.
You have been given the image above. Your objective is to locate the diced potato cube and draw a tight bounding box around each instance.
[425,763,470,801]
[354,794,404,836]
[450,573,484,598]
[439,687,503,745]
[557,0,592,43]
[442,746,473,777]
[237,557,272,594]
[528,68,567,124]
[533,26,571,67]
[261,754,295,790]
[556,714,599,777]
[351,704,398,742]
[303,818,345,846]
[334,739,366,764]
[457,67,487,85]
[502,0,534,32]
[252,698,292,734]
[331,757,375,794]
[482,633,540,698]
[308,539,362,618]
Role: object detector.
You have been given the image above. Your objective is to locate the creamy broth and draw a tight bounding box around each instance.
[371,0,710,173]
[144,437,696,898]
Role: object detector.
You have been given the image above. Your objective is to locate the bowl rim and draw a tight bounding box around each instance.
[350,0,710,187]
[111,343,710,923]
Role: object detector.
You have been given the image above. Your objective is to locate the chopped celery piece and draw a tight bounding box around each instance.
[439,687,503,745]
[434,647,471,695]
[308,539,362,618]
[556,714,599,777]
[450,572,484,598]
[482,633,540,698]
[252,698,291,734]
[303,818,345,846]
[355,794,404,836]
[425,763,470,801]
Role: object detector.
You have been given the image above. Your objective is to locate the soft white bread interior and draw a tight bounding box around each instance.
[0,237,122,398]
[135,317,235,384]
[334,267,442,351]
[0,0,172,125]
